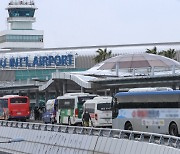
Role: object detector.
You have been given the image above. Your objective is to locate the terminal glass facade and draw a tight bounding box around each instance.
[0,35,43,43]
[8,8,35,17]
[15,68,86,81]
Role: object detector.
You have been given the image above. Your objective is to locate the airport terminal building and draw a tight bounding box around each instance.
[1,0,180,106]
[1,47,180,106]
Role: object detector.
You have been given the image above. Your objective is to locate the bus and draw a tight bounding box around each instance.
[0,95,30,121]
[42,99,57,124]
[83,96,112,127]
[112,90,180,136]
[128,87,173,92]
[56,93,97,125]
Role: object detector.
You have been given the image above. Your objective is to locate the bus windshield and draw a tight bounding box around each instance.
[85,103,95,113]
[10,98,27,104]
[58,99,75,109]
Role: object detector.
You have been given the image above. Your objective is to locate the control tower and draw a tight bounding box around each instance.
[0,0,44,50]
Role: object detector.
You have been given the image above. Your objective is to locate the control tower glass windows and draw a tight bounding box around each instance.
[8,8,35,17]
[0,35,43,43]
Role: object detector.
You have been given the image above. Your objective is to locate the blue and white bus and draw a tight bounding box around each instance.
[112,89,180,136]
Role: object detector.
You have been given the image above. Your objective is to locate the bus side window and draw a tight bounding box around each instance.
[178,102,180,108]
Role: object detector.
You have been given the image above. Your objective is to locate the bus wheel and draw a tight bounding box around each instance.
[169,122,179,136]
[68,117,71,126]
[125,122,133,131]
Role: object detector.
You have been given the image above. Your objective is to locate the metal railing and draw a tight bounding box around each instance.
[0,120,180,149]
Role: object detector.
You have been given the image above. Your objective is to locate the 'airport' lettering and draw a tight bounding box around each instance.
[0,53,74,69]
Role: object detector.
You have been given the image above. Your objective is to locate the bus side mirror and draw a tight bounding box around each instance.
[111,97,117,108]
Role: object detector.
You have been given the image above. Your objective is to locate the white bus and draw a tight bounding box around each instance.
[83,96,112,127]
[112,90,180,136]
[56,93,97,125]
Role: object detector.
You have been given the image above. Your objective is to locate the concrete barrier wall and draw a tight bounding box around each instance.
[0,122,179,154]
[94,136,180,154]
[0,127,99,154]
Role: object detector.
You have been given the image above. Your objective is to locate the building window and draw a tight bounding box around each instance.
[8,8,35,17]
[0,35,43,43]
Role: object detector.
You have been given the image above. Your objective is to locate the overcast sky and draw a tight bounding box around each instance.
[0,0,180,49]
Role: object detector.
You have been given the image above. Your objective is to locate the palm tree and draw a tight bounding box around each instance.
[146,47,176,60]
[145,47,157,54]
[158,49,176,59]
[163,48,176,59]
[94,48,112,63]
[157,51,164,56]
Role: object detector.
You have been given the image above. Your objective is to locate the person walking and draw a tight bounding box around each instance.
[38,107,43,121]
[82,110,92,127]
[34,106,38,120]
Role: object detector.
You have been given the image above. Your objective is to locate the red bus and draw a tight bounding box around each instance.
[0,95,30,121]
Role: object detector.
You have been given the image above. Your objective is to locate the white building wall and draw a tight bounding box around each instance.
[0,42,44,49]
[0,30,44,49]
[0,30,43,36]
[11,22,33,30]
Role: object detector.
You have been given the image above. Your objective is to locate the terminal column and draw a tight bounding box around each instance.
[81,87,85,93]
[62,80,67,95]
[45,90,49,103]
[110,88,115,96]
[35,90,39,106]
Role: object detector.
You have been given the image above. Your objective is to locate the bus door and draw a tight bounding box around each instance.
[58,99,74,124]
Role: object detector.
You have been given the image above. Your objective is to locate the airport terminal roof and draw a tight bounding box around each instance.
[99,53,180,69]
[39,53,180,91]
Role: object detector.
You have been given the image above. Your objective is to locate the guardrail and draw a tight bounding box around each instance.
[0,120,180,149]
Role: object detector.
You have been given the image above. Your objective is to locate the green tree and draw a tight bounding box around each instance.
[94,48,112,63]
[146,47,176,60]
[159,48,176,59]
[145,46,157,54]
